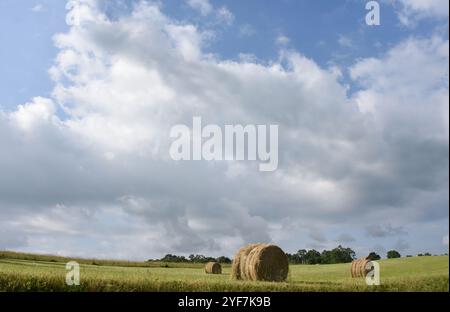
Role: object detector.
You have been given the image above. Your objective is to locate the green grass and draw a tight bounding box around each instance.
[0,251,204,268]
[0,252,448,292]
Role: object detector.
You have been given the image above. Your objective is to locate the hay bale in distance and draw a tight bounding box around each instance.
[231,243,289,282]
[205,262,222,274]
[350,257,370,278]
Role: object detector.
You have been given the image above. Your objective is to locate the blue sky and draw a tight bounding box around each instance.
[0,0,448,259]
[1,0,444,110]
[0,0,68,109]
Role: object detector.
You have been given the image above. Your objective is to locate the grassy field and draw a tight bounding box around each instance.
[0,252,448,292]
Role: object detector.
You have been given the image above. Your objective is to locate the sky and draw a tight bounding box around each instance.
[0,0,448,260]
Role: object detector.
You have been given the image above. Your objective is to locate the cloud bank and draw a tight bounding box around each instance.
[0,0,448,259]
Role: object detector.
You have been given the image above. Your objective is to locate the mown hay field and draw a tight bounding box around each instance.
[0,254,448,292]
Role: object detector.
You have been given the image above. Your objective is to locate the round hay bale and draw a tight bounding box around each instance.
[231,243,261,280]
[360,259,371,276]
[350,257,370,278]
[244,245,263,281]
[205,262,222,274]
[250,244,289,282]
[351,258,362,277]
[354,259,359,277]
[240,243,264,281]
[351,258,360,277]
[231,243,289,282]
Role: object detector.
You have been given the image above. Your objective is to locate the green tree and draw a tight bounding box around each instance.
[286,253,295,263]
[161,254,189,262]
[320,245,355,264]
[320,250,333,264]
[188,254,215,263]
[367,252,381,260]
[305,249,321,264]
[297,249,307,264]
[216,256,232,264]
[387,250,401,259]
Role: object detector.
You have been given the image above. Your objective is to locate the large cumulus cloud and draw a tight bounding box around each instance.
[0,0,448,259]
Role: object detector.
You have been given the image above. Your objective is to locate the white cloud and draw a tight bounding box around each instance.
[444,235,449,247]
[31,4,45,12]
[276,34,290,46]
[395,0,449,26]
[216,6,234,26]
[11,97,56,131]
[186,0,234,26]
[238,53,257,63]
[165,24,206,61]
[0,1,448,259]
[350,36,449,140]
[186,0,213,16]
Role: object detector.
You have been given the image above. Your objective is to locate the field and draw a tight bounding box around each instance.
[0,252,448,292]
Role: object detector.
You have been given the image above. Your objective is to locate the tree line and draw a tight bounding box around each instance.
[148,254,232,264]
[286,245,356,264]
[149,245,443,264]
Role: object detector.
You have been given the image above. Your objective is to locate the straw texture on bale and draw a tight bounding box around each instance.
[351,257,371,278]
[205,262,222,274]
[231,243,289,282]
